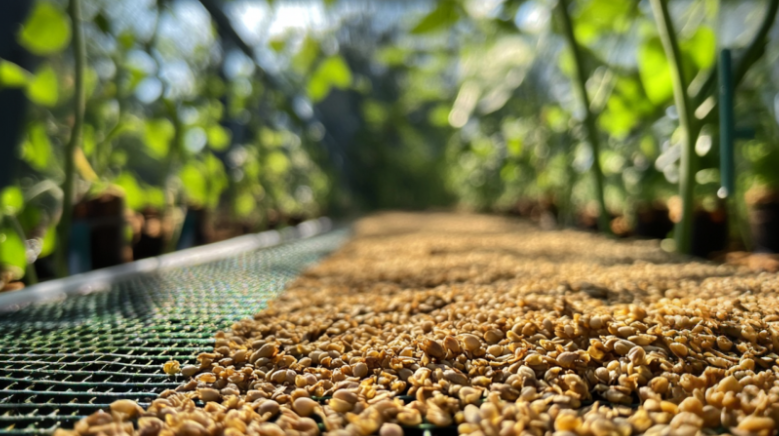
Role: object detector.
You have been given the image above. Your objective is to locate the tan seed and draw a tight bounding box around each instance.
[380,423,403,436]
[737,416,775,432]
[292,397,319,416]
[460,334,481,352]
[109,400,141,418]
[353,362,369,378]
[669,342,688,358]
[257,343,278,358]
[197,388,221,402]
[421,339,446,359]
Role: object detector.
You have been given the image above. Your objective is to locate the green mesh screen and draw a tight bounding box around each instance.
[0,230,348,435]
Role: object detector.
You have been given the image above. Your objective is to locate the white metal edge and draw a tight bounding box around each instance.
[0,217,333,312]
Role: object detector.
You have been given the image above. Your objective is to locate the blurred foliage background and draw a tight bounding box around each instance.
[1,0,779,285]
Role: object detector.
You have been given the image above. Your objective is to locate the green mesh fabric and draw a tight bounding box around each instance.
[0,230,348,435]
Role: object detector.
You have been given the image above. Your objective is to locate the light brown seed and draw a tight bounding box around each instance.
[257,400,280,416]
[678,397,703,416]
[737,416,775,432]
[180,365,199,377]
[669,342,688,358]
[292,397,319,416]
[332,389,358,404]
[484,329,504,344]
[460,334,481,352]
[197,388,221,402]
[421,339,446,359]
[329,398,354,413]
[162,361,181,375]
[353,362,369,378]
[444,336,461,354]
[256,343,278,359]
[614,340,636,356]
[557,352,577,367]
[109,400,142,418]
[379,423,403,436]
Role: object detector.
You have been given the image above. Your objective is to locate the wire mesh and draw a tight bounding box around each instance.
[0,229,348,435]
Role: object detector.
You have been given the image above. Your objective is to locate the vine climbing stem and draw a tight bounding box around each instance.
[650,0,697,255]
[556,0,611,235]
[55,0,86,277]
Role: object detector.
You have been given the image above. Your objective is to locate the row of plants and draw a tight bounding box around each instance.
[344,0,779,256]
[2,0,779,288]
[0,0,337,287]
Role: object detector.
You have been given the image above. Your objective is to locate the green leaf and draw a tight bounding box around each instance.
[428,104,450,127]
[292,36,320,73]
[543,106,569,132]
[599,94,638,137]
[85,67,99,99]
[307,55,352,102]
[118,31,135,50]
[0,59,30,88]
[93,12,110,34]
[681,26,715,70]
[21,122,53,171]
[39,224,56,258]
[269,38,286,53]
[638,37,673,105]
[363,100,388,125]
[207,125,231,151]
[307,75,331,103]
[266,151,289,175]
[111,149,127,167]
[411,0,459,34]
[235,191,256,218]
[500,162,518,182]
[114,172,144,211]
[259,128,284,148]
[180,162,207,206]
[26,64,58,107]
[203,153,227,209]
[376,46,408,66]
[558,50,575,78]
[82,124,96,156]
[0,224,26,279]
[573,0,632,45]
[640,135,658,158]
[180,156,226,209]
[507,138,523,157]
[143,118,175,159]
[18,2,71,56]
[145,187,166,210]
[1,187,24,216]
[322,56,352,88]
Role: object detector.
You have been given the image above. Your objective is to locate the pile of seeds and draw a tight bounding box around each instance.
[58,212,779,436]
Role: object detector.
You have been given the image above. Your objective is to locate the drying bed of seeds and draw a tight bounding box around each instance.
[0,228,347,435]
[59,212,779,436]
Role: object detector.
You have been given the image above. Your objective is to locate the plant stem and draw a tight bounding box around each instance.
[650,0,696,254]
[55,0,86,277]
[556,0,611,235]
